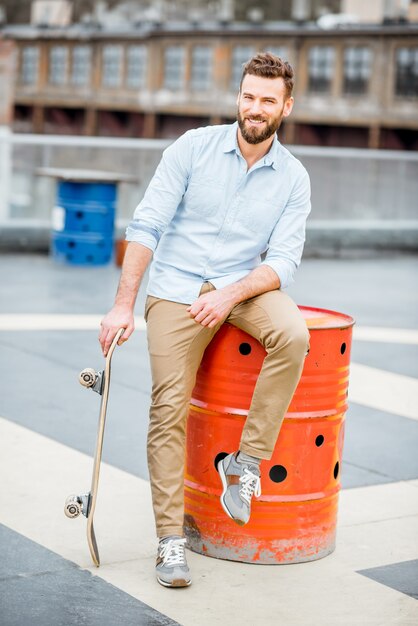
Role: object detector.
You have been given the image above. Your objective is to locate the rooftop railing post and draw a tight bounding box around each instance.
[0,125,11,221]
[0,38,15,222]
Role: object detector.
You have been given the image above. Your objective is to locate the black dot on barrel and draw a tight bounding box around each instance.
[76,211,84,219]
[239,342,252,356]
[67,240,76,249]
[315,435,324,447]
[334,461,339,479]
[341,342,346,355]
[86,255,94,263]
[269,465,287,483]
[214,452,228,472]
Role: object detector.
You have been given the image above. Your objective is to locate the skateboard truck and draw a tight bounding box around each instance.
[64,328,124,567]
[64,493,91,519]
[79,368,104,395]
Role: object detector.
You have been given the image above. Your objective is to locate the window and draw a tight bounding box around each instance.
[395,47,418,97]
[191,46,213,91]
[308,46,335,93]
[126,45,147,89]
[102,45,123,88]
[343,47,372,95]
[71,46,91,86]
[20,46,39,85]
[163,45,185,90]
[231,45,255,90]
[49,46,68,85]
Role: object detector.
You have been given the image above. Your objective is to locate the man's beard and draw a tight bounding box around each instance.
[237,108,284,144]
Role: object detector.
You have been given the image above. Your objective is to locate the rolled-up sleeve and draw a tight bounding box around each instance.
[125,132,192,251]
[261,167,311,290]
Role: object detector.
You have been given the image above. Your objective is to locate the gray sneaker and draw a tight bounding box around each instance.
[156,536,191,588]
[217,453,261,526]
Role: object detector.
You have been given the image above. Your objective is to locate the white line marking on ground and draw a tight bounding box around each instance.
[0,315,417,345]
[353,326,418,345]
[349,363,418,421]
[1,417,418,626]
[0,314,146,331]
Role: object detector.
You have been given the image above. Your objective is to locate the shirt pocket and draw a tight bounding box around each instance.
[237,196,285,233]
[184,175,225,217]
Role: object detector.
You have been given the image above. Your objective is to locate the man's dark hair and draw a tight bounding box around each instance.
[240,52,294,99]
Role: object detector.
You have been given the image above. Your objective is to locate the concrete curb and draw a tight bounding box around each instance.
[305,221,418,256]
[1,219,417,256]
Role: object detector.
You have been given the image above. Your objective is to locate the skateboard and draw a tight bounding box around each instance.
[64,327,124,567]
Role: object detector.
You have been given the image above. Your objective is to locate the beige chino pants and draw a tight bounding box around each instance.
[145,282,310,538]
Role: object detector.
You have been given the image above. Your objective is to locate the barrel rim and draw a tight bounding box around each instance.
[298,305,355,329]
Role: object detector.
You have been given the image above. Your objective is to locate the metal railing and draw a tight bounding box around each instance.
[1,131,418,228]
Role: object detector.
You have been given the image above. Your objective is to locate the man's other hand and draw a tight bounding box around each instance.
[99,306,134,356]
[186,289,238,328]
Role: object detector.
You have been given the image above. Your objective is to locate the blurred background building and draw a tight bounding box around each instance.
[0,0,417,149]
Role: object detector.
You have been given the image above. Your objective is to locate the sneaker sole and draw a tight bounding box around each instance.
[217,459,246,527]
[157,576,192,588]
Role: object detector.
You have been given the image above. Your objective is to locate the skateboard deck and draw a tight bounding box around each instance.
[64,328,124,567]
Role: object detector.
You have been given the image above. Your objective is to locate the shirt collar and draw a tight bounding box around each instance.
[222,121,280,170]
[222,122,239,154]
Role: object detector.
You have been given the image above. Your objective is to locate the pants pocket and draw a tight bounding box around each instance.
[144,295,158,322]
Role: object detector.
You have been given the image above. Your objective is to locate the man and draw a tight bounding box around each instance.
[100,53,311,588]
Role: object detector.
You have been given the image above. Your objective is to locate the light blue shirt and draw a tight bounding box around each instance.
[126,122,311,305]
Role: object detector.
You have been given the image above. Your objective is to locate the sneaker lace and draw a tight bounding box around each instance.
[239,467,262,504]
[159,538,187,567]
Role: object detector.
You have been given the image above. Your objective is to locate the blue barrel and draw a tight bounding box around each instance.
[51,180,116,265]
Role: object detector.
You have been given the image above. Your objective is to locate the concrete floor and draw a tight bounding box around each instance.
[0,252,417,625]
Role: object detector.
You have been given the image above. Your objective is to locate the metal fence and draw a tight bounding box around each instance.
[1,132,417,246]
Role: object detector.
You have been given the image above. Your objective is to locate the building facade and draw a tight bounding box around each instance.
[5,21,418,149]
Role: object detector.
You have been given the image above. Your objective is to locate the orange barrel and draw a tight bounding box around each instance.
[115,239,129,267]
[184,306,355,564]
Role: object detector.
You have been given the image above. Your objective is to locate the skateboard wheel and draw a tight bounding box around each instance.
[64,495,82,518]
[79,368,97,388]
